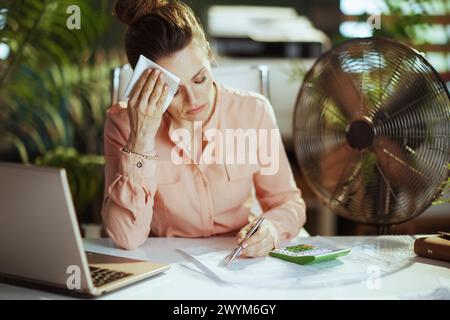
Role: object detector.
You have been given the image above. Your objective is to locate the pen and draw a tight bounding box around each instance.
[226,215,265,266]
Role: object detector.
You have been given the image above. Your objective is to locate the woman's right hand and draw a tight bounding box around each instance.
[126,68,169,154]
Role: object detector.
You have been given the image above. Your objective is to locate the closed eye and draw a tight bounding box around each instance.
[194,76,207,84]
[174,76,207,97]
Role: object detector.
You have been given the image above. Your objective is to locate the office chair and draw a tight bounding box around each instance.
[110,64,133,107]
[210,64,270,100]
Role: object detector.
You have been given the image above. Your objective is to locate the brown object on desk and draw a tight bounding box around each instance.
[414,232,450,262]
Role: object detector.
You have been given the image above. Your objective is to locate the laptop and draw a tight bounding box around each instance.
[0,162,169,297]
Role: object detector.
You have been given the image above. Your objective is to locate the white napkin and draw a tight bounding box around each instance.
[124,54,180,113]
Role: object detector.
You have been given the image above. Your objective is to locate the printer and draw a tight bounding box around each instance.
[207,6,331,148]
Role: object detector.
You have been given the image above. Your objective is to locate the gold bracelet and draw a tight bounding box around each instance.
[121,146,158,160]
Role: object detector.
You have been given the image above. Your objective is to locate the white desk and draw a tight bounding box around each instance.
[1,234,449,300]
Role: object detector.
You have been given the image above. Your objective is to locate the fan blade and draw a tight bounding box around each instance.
[372,136,428,192]
[378,72,428,118]
[374,136,427,220]
[317,143,361,195]
[320,54,370,121]
[330,170,367,218]
[295,128,346,162]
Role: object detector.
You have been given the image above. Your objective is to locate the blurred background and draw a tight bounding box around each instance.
[1,0,449,237]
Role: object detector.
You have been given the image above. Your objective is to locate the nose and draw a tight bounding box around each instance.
[184,85,199,106]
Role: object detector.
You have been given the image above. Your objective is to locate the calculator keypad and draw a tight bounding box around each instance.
[273,244,335,257]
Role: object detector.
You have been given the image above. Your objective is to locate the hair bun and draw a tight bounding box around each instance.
[114,0,167,25]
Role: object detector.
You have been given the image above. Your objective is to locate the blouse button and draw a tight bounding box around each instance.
[136,161,143,168]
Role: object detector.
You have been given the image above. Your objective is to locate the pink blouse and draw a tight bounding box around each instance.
[102,83,306,249]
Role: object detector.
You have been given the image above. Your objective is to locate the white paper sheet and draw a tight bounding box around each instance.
[178,236,417,289]
[124,54,180,113]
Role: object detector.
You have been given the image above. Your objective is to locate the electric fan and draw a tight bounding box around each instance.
[293,37,450,233]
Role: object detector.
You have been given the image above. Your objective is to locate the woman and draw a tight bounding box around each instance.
[102,0,307,257]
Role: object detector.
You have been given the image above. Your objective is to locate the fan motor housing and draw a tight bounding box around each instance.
[346,119,374,150]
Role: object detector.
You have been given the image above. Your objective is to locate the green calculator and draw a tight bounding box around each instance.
[269,244,351,265]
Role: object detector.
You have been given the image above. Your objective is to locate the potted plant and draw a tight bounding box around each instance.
[0,1,122,227]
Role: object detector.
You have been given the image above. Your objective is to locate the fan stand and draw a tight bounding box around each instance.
[376,225,392,235]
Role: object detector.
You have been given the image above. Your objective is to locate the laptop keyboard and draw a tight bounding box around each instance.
[89,266,134,287]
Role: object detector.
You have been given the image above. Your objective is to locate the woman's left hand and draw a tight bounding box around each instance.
[236,220,276,257]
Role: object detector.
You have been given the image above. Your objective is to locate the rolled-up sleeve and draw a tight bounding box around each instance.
[101,106,157,250]
[253,98,307,248]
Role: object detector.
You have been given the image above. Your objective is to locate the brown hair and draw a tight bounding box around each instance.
[114,0,212,68]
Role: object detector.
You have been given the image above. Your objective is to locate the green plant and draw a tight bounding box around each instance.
[0,0,121,222]
[34,147,105,222]
[433,163,450,205]
[287,0,433,82]
[371,0,430,41]
[329,0,432,47]
[2,55,120,160]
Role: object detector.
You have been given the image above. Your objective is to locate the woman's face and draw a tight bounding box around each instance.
[157,41,215,124]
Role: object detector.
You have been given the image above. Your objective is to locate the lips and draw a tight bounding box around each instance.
[187,103,206,115]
